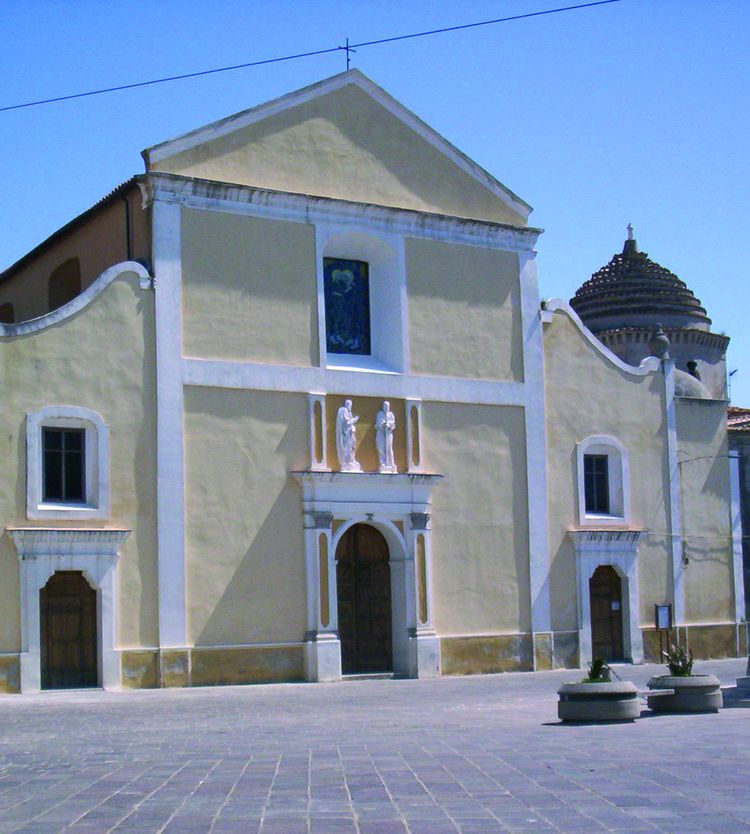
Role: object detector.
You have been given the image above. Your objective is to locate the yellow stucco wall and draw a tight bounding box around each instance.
[0,189,150,322]
[152,84,527,226]
[0,270,158,651]
[676,399,735,622]
[544,313,672,631]
[184,387,308,646]
[181,209,318,365]
[422,402,531,635]
[406,240,522,381]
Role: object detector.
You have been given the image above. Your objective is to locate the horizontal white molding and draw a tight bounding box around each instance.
[120,641,306,651]
[147,174,540,253]
[439,631,534,640]
[191,641,306,650]
[183,358,527,407]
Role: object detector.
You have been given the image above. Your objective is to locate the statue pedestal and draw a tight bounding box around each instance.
[339,462,362,473]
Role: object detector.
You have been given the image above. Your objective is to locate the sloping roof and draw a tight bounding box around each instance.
[0,177,142,281]
[728,406,750,432]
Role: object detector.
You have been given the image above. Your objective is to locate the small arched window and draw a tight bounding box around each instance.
[26,405,110,520]
[576,435,630,526]
[48,258,82,311]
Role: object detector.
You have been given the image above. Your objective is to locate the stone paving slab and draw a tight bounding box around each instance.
[0,659,748,833]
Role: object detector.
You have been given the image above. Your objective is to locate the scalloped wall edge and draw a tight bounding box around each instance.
[0,261,152,337]
[541,298,661,377]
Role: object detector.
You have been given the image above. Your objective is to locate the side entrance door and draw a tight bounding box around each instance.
[336,524,393,674]
[589,565,625,662]
[40,571,98,689]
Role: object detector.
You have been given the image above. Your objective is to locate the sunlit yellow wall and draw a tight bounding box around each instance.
[544,313,671,631]
[184,387,308,646]
[406,240,523,381]
[181,209,318,365]
[152,84,527,226]
[0,270,158,651]
[422,402,530,635]
[677,399,734,622]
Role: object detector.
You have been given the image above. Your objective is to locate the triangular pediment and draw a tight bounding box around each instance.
[143,70,530,225]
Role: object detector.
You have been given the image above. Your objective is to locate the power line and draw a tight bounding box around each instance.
[0,0,623,114]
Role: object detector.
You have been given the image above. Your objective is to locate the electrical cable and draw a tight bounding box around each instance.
[0,0,623,113]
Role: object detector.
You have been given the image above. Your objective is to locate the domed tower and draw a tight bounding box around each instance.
[570,226,729,399]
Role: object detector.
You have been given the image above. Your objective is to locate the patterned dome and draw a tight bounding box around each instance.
[570,228,710,332]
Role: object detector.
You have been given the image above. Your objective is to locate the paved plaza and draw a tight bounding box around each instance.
[0,659,749,834]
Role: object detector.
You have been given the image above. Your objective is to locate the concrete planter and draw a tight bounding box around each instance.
[647,674,722,712]
[557,680,640,722]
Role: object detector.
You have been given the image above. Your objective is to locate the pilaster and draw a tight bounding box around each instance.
[519,250,552,653]
[408,512,440,677]
[153,199,188,648]
[663,359,685,624]
[303,510,341,681]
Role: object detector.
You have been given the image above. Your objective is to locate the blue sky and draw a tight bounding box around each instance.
[3,0,748,402]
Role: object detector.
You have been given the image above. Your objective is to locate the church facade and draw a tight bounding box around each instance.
[0,71,744,693]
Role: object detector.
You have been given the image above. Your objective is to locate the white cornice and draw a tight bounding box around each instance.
[147,174,540,253]
[541,298,661,378]
[8,527,131,559]
[143,69,531,218]
[1,261,152,337]
[569,530,646,547]
[292,470,443,507]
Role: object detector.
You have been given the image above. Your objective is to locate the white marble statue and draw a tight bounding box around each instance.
[375,400,397,473]
[335,399,361,472]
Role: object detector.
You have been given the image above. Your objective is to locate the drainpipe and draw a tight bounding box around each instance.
[121,193,132,261]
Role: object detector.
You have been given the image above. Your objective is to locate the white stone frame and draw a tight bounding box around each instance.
[576,435,631,527]
[293,470,442,682]
[570,530,645,666]
[8,527,130,693]
[316,224,409,375]
[26,406,110,521]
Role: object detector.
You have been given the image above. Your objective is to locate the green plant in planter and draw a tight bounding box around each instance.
[583,657,611,683]
[662,643,694,676]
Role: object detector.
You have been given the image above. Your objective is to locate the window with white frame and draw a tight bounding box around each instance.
[27,406,110,520]
[317,227,407,374]
[576,435,630,526]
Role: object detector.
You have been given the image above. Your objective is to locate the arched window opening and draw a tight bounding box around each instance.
[0,302,15,323]
[576,435,630,525]
[27,405,110,520]
[48,257,81,311]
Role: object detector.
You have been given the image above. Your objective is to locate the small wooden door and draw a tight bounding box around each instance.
[336,524,393,674]
[40,571,98,689]
[589,565,624,662]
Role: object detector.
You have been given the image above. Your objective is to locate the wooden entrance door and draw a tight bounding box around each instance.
[336,524,393,674]
[40,571,98,689]
[589,565,624,662]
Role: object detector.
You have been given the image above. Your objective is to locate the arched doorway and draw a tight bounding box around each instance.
[336,524,393,674]
[589,565,624,662]
[40,571,98,689]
